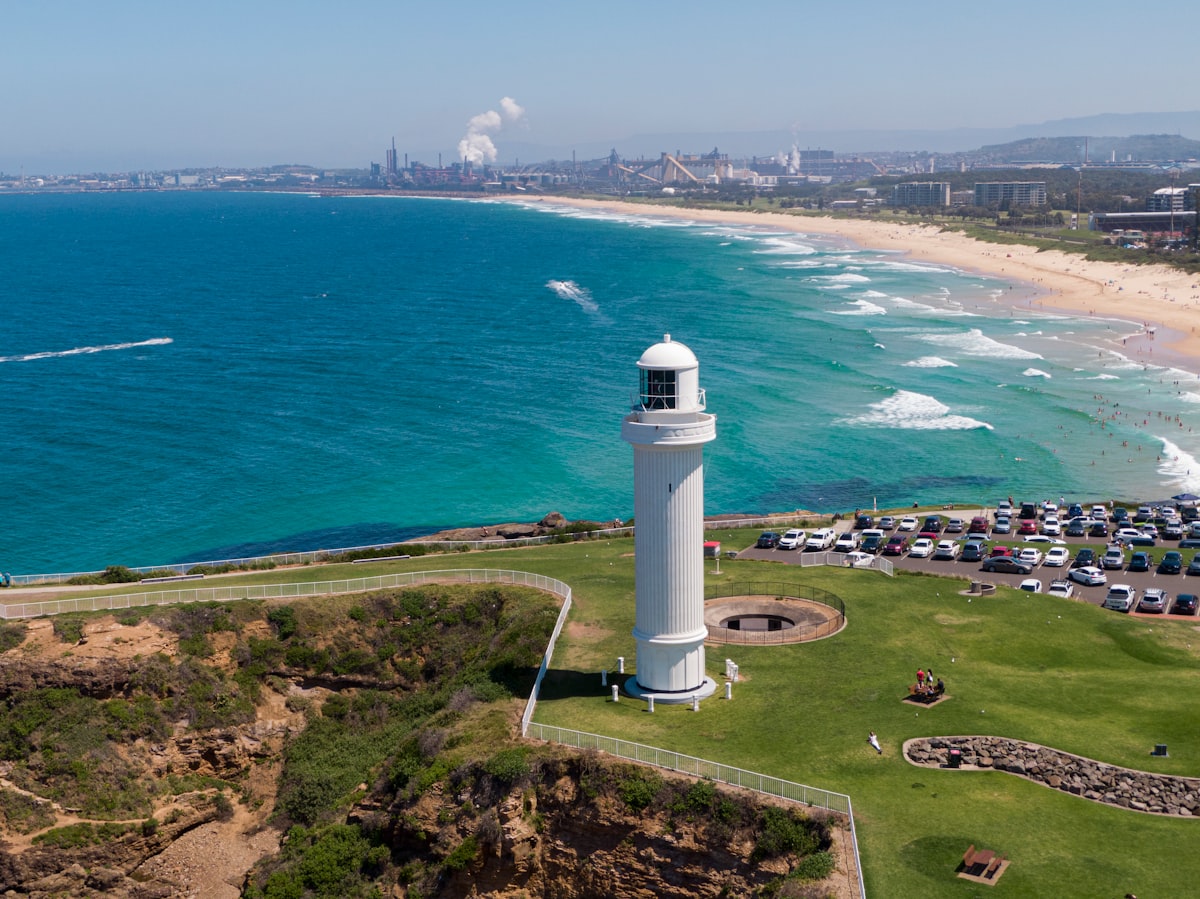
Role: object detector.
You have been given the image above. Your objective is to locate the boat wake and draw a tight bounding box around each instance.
[546,280,599,313]
[0,337,174,364]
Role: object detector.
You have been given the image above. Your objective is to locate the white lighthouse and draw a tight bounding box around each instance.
[621,334,718,702]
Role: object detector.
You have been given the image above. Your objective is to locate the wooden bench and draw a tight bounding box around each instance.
[985,853,1006,878]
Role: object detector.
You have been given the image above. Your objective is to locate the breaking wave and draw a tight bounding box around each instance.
[839,390,993,431]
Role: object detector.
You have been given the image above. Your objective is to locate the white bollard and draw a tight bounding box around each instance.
[611,685,619,702]
[617,656,625,674]
[725,658,734,678]
[732,663,740,682]
[692,696,700,712]
[601,669,608,687]
[725,682,732,700]
[647,696,655,713]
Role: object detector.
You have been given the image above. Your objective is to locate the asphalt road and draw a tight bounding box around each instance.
[736,529,1200,618]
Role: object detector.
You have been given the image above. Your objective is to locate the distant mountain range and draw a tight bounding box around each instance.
[487,111,1200,164]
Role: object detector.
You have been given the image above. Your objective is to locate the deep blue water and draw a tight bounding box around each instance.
[3,191,1200,574]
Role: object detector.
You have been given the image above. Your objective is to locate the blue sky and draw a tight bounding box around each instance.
[3,0,1197,174]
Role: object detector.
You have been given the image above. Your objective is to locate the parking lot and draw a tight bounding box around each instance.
[738,511,1200,618]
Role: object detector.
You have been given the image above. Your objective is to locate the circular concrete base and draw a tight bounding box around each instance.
[624,676,719,704]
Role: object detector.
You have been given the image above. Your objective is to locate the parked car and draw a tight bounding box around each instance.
[1069,566,1107,586]
[933,540,961,560]
[1072,548,1097,569]
[1103,584,1136,611]
[1128,551,1152,572]
[1047,580,1075,599]
[990,545,1014,557]
[961,541,988,562]
[834,531,861,552]
[1188,554,1200,576]
[1016,548,1043,566]
[898,516,919,532]
[1089,522,1109,539]
[854,514,873,530]
[878,516,897,530]
[1172,594,1199,615]
[922,516,944,533]
[843,551,874,568]
[806,528,837,550]
[981,556,1034,575]
[1065,519,1087,537]
[1019,578,1043,593]
[1114,528,1142,543]
[1164,522,1184,540]
[1110,506,1128,523]
[860,531,887,553]
[909,537,935,558]
[1018,519,1039,535]
[1067,503,1084,520]
[777,528,806,550]
[1041,517,1061,536]
[1178,538,1200,549]
[756,532,781,549]
[1044,547,1070,567]
[968,516,989,535]
[1158,551,1184,574]
[1023,535,1065,545]
[1128,535,1157,548]
[996,501,1013,518]
[993,517,1013,534]
[1138,588,1168,613]
[882,535,909,556]
[1101,548,1126,570]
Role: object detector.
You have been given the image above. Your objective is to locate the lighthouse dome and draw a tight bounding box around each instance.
[636,334,698,371]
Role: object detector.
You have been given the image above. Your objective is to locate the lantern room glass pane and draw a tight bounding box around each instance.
[641,369,676,410]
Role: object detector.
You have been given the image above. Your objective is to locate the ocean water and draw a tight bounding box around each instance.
[3,191,1200,575]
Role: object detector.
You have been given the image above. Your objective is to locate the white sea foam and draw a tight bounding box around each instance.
[920,328,1042,360]
[903,356,958,368]
[0,337,173,364]
[839,390,992,430]
[1157,436,1200,492]
[546,279,599,313]
[861,290,890,299]
[888,297,939,314]
[1085,373,1120,381]
[753,237,818,256]
[1022,368,1052,379]
[1180,392,1200,404]
[813,273,872,283]
[832,299,887,316]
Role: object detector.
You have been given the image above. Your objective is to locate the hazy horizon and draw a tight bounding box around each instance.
[4,0,1199,175]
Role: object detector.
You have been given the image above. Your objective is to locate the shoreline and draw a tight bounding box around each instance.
[510,197,1200,373]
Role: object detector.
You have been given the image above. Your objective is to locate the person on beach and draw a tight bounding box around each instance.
[868,732,882,754]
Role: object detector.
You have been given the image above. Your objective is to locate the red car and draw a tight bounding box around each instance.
[882,535,909,556]
[1018,519,1039,535]
[968,517,989,534]
[990,545,1014,557]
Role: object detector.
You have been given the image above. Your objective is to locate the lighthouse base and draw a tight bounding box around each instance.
[624,676,718,704]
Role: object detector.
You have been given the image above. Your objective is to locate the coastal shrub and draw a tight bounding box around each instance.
[789,850,835,882]
[482,747,530,785]
[617,769,662,814]
[268,606,298,640]
[0,621,27,653]
[52,616,85,644]
[753,806,825,862]
[0,787,56,834]
[442,835,478,872]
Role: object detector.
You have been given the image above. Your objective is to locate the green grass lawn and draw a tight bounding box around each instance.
[13,533,1200,896]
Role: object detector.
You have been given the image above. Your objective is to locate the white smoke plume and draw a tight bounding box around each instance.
[458,97,526,164]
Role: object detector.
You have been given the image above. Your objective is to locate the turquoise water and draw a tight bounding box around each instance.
[3,191,1200,574]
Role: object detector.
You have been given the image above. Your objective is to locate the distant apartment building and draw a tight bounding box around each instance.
[1146,187,1193,212]
[974,181,1047,207]
[891,182,950,206]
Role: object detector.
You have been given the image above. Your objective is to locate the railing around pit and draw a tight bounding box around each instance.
[703,581,846,645]
[0,568,572,620]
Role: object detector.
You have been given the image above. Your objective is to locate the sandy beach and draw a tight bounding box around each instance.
[519,197,1200,371]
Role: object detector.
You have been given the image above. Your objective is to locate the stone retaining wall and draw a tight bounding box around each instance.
[906,735,1200,817]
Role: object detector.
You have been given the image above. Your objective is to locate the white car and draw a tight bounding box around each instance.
[1041,517,1061,536]
[1019,578,1043,593]
[1047,580,1075,599]
[777,528,806,550]
[1069,565,1107,586]
[933,540,960,560]
[1103,584,1136,612]
[834,531,861,552]
[806,528,837,550]
[1043,547,1070,567]
[898,516,919,532]
[1114,528,1142,543]
[909,537,935,558]
[843,551,874,568]
[1017,548,1043,566]
[1023,535,1066,545]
